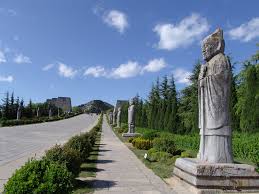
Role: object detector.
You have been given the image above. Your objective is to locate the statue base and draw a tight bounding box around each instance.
[122,133,140,138]
[173,158,259,193]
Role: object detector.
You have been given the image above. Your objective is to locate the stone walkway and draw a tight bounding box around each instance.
[93,117,175,194]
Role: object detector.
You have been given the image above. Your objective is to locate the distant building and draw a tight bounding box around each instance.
[46,97,72,113]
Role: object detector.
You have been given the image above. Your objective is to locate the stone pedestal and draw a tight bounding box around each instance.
[122,133,140,138]
[173,158,259,193]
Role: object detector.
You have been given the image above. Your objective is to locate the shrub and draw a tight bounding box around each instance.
[64,133,92,161]
[147,148,172,162]
[128,137,135,143]
[142,131,160,140]
[44,145,82,176]
[180,150,195,158]
[153,136,176,155]
[132,137,153,150]
[4,159,73,194]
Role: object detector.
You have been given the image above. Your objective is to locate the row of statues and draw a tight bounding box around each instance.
[109,98,137,136]
[15,107,56,120]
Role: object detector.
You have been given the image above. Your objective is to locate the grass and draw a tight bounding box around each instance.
[72,134,101,194]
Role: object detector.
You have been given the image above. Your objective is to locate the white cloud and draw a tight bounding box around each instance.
[58,63,77,78]
[228,17,259,42]
[153,13,209,50]
[103,10,128,33]
[84,66,106,77]
[0,75,14,83]
[84,58,166,79]
[0,50,7,63]
[13,54,31,64]
[173,68,191,84]
[42,63,54,71]
[110,61,141,78]
[142,58,167,73]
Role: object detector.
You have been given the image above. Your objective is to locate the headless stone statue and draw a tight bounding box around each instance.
[112,107,116,125]
[128,98,135,133]
[117,107,121,128]
[197,28,233,163]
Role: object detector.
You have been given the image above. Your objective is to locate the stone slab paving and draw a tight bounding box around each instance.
[0,114,98,192]
[93,117,176,194]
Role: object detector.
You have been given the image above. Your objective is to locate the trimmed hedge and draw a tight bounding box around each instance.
[132,137,153,150]
[4,159,74,194]
[147,148,172,162]
[153,136,176,155]
[4,113,104,193]
[44,145,82,176]
[1,113,81,127]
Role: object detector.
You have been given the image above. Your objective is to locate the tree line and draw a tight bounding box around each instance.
[0,92,61,120]
[121,45,259,133]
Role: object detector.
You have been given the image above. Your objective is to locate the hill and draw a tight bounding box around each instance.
[77,100,113,113]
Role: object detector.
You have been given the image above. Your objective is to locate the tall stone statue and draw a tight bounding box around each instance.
[122,98,139,137]
[16,106,21,121]
[112,107,116,125]
[109,112,113,124]
[117,107,121,128]
[36,107,40,118]
[173,28,259,193]
[127,98,135,133]
[197,28,233,163]
[49,108,52,119]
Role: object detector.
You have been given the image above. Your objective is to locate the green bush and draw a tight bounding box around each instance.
[142,131,160,140]
[147,148,172,162]
[4,159,73,194]
[128,137,135,143]
[153,136,176,155]
[180,150,195,158]
[64,133,92,161]
[44,145,82,176]
[132,137,153,150]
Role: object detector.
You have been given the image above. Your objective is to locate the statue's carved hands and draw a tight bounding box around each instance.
[199,65,207,80]
[199,65,207,87]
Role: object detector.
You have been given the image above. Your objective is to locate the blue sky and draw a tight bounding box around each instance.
[0,0,258,106]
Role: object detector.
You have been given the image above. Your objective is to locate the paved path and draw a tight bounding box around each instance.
[0,114,98,191]
[93,117,175,194]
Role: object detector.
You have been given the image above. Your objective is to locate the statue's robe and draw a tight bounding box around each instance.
[198,53,233,163]
[128,105,135,133]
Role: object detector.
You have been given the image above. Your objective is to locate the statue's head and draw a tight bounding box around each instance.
[202,28,225,62]
[129,98,135,106]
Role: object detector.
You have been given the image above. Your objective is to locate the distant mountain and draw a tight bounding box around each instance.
[77,100,113,113]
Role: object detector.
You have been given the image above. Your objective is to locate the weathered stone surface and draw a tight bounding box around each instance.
[173,158,259,191]
[117,107,121,128]
[122,132,140,138]
[198,28,232,163]
[109,112,113,124]
[16,106,21,121]
[112,107,117,125]
[48,108,52,118]
[128,98,135,133]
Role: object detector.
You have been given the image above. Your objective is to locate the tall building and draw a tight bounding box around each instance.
[46,97,72,113]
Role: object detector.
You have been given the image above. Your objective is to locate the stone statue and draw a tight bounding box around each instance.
[36,107,40,118]
[112,107,116,125]
[109,112,113,124]
[117,107,121,128]
[128,98,135,133]
[173,28,259,192]
[197,28,233,163]
[49,108,52,119]
[16,106,21,120]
